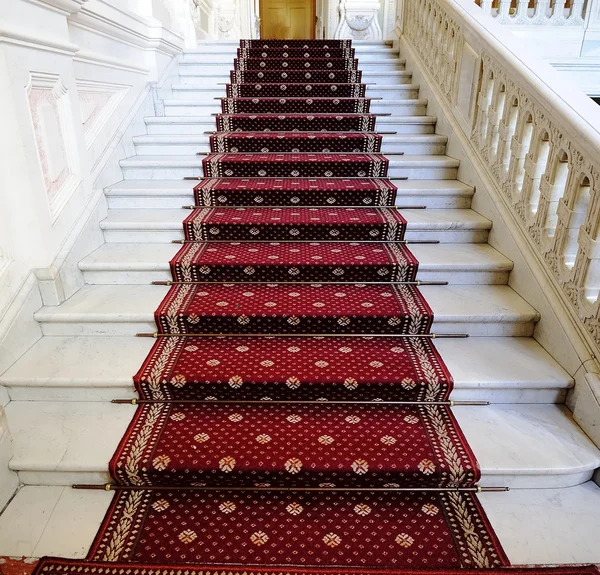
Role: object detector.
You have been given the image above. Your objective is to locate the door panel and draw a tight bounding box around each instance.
[260,0,315,39]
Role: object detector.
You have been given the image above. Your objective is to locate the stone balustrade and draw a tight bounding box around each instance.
[400,0,600,356]
[478,0,586,25]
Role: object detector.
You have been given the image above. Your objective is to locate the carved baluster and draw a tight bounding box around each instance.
[548,168,580,273]
[569,0,585,23]
[577,176,600,305]
[550,0,567,22]
[473,68,494,148]
[532,0,550,21]
[514,0,532,22]
[484,84,503,163]
[480,0,494,16]
[507,110,534,201]
[496,0,513,22]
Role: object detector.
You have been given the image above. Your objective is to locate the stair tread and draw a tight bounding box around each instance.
[6,401,599,480]
[0,336,572,390]
[33,284,538,324]
[103,179,473,197]
[79,242,513,272]
[144,115,437,124]
[163,98,426,105]
[99,208,491,229]
[119,154,458,168]
[132,134,448,144]
[1,483,599,563]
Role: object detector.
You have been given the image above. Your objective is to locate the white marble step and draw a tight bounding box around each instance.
[181,48,400,60]
[103,179,474,210]
[180,54,405,67]
[177,70,413,85]
[167,84,421,101]
[131,134,448,156]
[2,482,600,563]
[78,242,512,285]
[32,283,539,336]
[98,208,490,243]
[118,154,460,180]
[4,400,597,487]
[162,98,428,117]
[0,336,572,403]
[145,114,438,135]
[178,59,407,74]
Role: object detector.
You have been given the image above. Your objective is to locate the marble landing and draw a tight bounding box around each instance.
[1,483,600,564]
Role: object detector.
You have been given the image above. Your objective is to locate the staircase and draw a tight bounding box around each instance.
[1,40,600,561]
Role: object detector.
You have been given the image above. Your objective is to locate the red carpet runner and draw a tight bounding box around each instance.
[36,37,587,575]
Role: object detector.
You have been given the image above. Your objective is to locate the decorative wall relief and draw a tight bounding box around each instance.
[217,0,241,39]
[335,0,383,40]
[27,72,81,222]
[76,80,129,148]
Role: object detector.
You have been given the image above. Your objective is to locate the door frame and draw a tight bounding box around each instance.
[258,0,317,39]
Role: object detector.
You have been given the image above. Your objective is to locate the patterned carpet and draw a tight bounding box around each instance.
[34,38,526,574]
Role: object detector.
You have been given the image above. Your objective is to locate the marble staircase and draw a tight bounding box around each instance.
[1,41,600,563]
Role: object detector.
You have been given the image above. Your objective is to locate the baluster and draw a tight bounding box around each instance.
[496,0,513,22]
[514,0,532,22]
[550,0,567,22]
[569,0,585,23]
[533,0,551,21]
[480,0,494,16]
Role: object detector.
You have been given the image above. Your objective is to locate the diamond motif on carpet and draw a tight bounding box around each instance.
[154,283,433,335]
[134,335,452,401]
[226,83,367,98]
[110,402,478,487]
[193,177,397,206]
[210,132,382,153]
[231,69,362,83]
[183,206,404,240]
[170,242,418,282]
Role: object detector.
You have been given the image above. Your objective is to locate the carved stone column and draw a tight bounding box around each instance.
[334,0,383,41]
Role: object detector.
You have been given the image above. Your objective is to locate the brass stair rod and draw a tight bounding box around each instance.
[213,97,384,100]
[172,239,438,244]
[210,112,393,116]
[183,176,409,180]
[216,83,379,86]
[136,333,469,339]
[111,399,489,406]
[202,131,398,134]
[197,151,404,156]
[151,280,448,286]
[182,204,425,209]
[73,484,509,493]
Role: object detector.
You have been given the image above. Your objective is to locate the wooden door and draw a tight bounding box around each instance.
[260,0,315,39]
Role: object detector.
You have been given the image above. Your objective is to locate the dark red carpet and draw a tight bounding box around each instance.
[35,38,528,572]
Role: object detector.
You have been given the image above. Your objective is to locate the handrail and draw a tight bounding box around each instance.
[400,0,600,355]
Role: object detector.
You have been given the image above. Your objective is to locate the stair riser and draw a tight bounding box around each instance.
[166,88,421,100]
[120,165,459,180]
[176,75,415,87]
[180,54,402,64]
[132,141,447,156]
[162,103,428,117]
[179,63,406,74]
[100,229,488,243]
[145,120,437,135]
[80,267,509,285]
[3,384,567,404]
[37,318,535,337]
